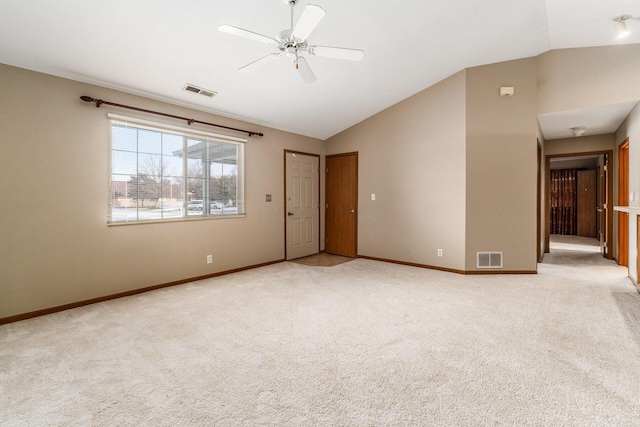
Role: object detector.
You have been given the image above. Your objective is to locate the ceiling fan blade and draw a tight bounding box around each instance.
[239,53,282,73]
[291,4,326,40]
[308,46,365,61]
[296,57,317,84]
[219,25,278,45]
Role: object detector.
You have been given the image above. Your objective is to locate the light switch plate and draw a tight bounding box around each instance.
[371,194,376,201]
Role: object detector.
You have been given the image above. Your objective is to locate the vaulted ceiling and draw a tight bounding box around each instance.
[0,0,638,140]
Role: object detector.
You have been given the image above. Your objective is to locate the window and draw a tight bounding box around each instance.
[108,114,245,224]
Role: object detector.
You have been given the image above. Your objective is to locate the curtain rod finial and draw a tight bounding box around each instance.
[80,96,102,107]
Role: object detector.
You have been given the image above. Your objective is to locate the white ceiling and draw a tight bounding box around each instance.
[539,101,639,140]
[0,0,639,140]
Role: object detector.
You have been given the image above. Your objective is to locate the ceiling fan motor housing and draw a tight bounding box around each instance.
[277,29,308,58]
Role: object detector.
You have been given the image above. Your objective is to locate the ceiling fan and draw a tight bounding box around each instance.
[219,0,365,84]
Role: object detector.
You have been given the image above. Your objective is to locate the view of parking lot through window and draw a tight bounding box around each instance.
[109,117,244,223]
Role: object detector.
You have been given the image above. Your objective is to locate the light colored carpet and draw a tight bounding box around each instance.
[1,253,640,426]
[550,234,602,253]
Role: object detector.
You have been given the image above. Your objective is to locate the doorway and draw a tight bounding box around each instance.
[545,151,613,260]
[325,152,358,257]
[618,139,629,266]
[284,150,320,260]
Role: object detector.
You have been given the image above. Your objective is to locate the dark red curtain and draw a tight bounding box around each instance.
[550,169,577,235]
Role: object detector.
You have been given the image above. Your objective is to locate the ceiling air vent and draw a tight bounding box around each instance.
[183,84,217,98]
[477,252,503,269]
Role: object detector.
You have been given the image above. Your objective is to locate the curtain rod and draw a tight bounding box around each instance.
[80,96,264,137]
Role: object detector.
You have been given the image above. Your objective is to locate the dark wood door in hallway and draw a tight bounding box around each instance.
[326,153,358,257]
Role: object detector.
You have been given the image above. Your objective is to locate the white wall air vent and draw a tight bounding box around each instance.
[183,84,217,98]
[477,252,503,269]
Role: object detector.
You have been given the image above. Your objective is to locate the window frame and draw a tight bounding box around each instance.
[108,113,246,225]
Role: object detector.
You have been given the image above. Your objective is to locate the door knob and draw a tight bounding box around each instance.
[348,210,355,213]
[288,212,294,216]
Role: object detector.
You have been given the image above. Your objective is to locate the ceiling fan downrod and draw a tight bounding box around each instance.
[288,0,297,30]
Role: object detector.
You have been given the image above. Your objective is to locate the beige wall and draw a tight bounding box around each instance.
[326,45,640,275]
[537,44,640,115]
[465,58,538,271]
[544,134,616,157]
[326,71,468,271]
[0,64,324,318]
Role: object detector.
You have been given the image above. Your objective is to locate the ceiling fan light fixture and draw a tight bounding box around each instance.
[614,15,632,39]
[285,46,298,59]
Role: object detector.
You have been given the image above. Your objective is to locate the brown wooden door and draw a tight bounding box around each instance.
[619,140,629,266]
[326,153,357,257]
[577,170,597,237]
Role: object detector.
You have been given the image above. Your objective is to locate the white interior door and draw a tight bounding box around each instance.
[285,151,319,260]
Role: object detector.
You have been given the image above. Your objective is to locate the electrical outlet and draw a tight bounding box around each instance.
[437,249,443,257]
[266,194,272,202]
[207,255,212,264]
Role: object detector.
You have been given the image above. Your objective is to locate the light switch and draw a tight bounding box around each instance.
[371,194,376,201]
[630,192,636,202]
